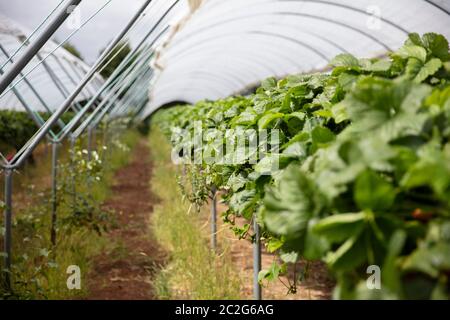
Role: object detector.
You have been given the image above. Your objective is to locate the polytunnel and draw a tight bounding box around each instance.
[145,0,450,115]
[0,0,450,306]
[0,14,104,112]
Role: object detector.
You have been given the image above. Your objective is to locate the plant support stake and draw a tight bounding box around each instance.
[3,169,13,290]
[50,141,59,245]
[253,216,262,300]
[211,187,217,252]
[0,0,82,95]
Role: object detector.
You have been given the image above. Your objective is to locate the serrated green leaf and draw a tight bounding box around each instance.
[330,53,360,68]
[422,32,450,61]
[354,170,395,211]
[261,77,277,90]
[313,212,366,243]
[258,112,284,129]
[414,58,443,83]
[262,165,322,237]
[396,45,427,62]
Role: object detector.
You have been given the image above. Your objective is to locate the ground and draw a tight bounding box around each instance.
[215,202,334,300]
[86,139,165,300]
[87,138,333,300]
[5,137,333,299]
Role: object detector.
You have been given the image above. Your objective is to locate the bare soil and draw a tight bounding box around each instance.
[85,138,333,300]
[216,201,335,300]
[86,139,165,300]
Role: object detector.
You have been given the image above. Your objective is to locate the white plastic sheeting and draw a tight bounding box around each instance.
[145,0,450,116]
[0,14,104,112]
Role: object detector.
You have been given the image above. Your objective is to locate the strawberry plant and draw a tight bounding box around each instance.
[153,33,450,299]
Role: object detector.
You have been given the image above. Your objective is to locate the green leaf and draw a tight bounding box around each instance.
[280,251,299,263]
[232,108,257,126]
[39,248,50,258]
[228,189,257,219]
[313,212,366,243]
[422,33,450,61]
[404,243,450,278]
[261,77,277,90]
[282,142,307,158]
[262,165,322,237]
[354,170,395,211]
[362,59,392,72]
[226,172,248,192]
[414,58,443,83]
[401,142,450,198]
[258,261,283,283]
[325,231,367,271]
[311,126,335,145]
[254,154,292,175]
[331,100,349,123]
[258,112,284,129]
[396,45,427,62]
[330,53,360,68]
[382,230,406,294]
[303,219,330,260]
[266,237,284,253]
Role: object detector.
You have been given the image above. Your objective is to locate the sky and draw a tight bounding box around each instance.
[0,0,147,64]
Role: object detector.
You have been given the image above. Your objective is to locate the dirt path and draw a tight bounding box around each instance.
[86,139,165,300]
[216,201,334,300]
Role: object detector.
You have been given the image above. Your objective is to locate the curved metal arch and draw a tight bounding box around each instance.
[167,18,349,60]
[164,48,280,75]
[155,51,300,101]
[155,74,239,96]
[62,57,98,96]
[169,9,393,52]
[154,70,265,103]
[282,0,410,34]
[163,41,308,79]
[165,29,329,71]
[50,55,91,100]
[165,33,318,71]
[160,61,261,91]
[424,0,450,15]
[154,81,229,100]
[160,66,256,92]
[156,55,276,93]
[181,0,408,40]
[0,63,81,110]
[0,45,74,101]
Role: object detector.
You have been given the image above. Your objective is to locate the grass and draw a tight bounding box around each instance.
[149,127,242,300]
[0,128,140,299]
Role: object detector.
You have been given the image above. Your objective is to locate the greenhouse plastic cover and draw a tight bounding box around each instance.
[144,0,450,116]
[0,14,104,112]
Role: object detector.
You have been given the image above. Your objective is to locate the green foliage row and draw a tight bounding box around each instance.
[0,129,139,299]
[153,33,450,299]
[0,111,75,155]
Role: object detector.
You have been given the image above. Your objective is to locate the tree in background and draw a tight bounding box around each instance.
[99,41,132,79]
[63,42,84,61]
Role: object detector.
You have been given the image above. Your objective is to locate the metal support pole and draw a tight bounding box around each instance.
[0,44,66,129]
[87,126,93,161]
[211,187,217,252]
[69,136,77,208]
[38,53,81,112]
[2,168,13,290]
[52,55,90,101]
[101,117,109,163]
[50,141,59,246]
[66,59,98,96]
[6,0,154,169]
[253,217,262,300]
[0,0,82,95]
